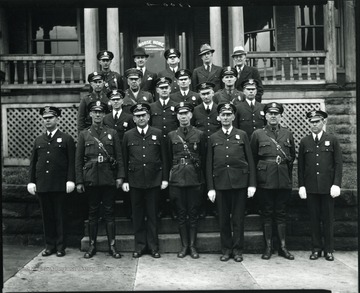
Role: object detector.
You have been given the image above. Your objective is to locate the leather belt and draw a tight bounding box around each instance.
[86,156,110,163]
[259,155,286,165]
[173,158,193,165]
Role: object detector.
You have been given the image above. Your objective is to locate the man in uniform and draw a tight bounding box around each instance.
[250,102,295,260]
[232,46,264,103]
[97,50,125,94]
[122,103,169,258]
[167,102,206,259]
[192,44,222,92]
[298,110,343,261]
[122,68,154,114]
[170,69,202,108]
[213,66,245,106]
[206,103,256,262]
[27,106,75,257]
[75,101,124,259]
[77,72,110,132]
[158,48,181,94]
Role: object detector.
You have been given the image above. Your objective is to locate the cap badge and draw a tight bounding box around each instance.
[96,101,101,106]
[248,79,254,84]
[160,77,166,82]
[201,83,207,89]
[272,102,277,107]
[94,72,98,76]
[225,104,231,109]
[180,102,184,107]
[104,52,108,56]
[170,49,174,53]
[108,134,112,140]
[180,70,185,75]
[136,104,143,110]
[44,106,50,112]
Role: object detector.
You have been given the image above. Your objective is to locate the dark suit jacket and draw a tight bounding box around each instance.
[122,126,169,188]
[234,65,264,102]
[140,69,157,95]
[170,90,202,107]
[191,103,221,140]
[103,111,136,143]
[206,127,256,190]
[149,99,179,137]
[122,89,153,114]
[298,132,343,194]
[29,130,76,193]
[192,64,223,92]
[213,88,245,106]
[235,101,265,139]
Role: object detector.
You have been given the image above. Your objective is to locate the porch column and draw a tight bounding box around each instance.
[324,1,337,84]
[0,7,9,73]
[229,7,244,54]
[343,0,356,84]
[210,7,223,66]
[107,8,120,73]
[84,8,99,79]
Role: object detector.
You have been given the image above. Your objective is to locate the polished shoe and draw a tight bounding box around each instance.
[234,254,243,262]
[278,247,295,260]
[109,246,121,259]
[42,249,56,257]
[220,254,231,262]
[84,246,96,259]
[189,247,199,259]
[177,247,188,258]
[261,247,272,260]
[56,250,66,257]
[324,252,334,261]
[132,251,142,258]
[151,251,161,258]
[309,251,322,260]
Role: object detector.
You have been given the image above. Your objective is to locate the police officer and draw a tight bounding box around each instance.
[213,66,245,106]
[170,69,202,108]
[158,48,181,94]
[167,102,206,259]
[298,110,343,261]
[97,50,125,94]
[75,101,124,259]
[77,72,111,132]
[206,103,256,262]
[27,106,75,257]
[122,68,154,114]
[122,103,169,258]
[250,102,295,260]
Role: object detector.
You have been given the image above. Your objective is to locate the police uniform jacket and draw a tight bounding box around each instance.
[122,89,154,114]
[167,126,206,187]
[103,111,135,143]
[158,67,180,93]
[191,103,221,141]
[29,130,76,193]
[213,88,245,106]
[298,132,343,194]
[75,124,125,186]
[122,126,169,188]
[206,128,256,190]
[101,70,125,94]
[235,101,265,139]
[192,64,223,92]
[234,65,264,102]
[250,125,295,189]
[170,90,202,108]
[150,99,179,138]
[77,92,110,132]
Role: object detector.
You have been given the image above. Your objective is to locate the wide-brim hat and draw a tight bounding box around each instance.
[231,46,247,57]
[133,47,149,58]
[199,43,215,56]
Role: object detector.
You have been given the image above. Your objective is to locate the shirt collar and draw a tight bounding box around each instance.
[222,126,233,134]
[137,125,149,134]
[313,131,323,140]
[161,98,170,105]
[204,102,213,110]
[47,129,58,137]
[113,109,122,115]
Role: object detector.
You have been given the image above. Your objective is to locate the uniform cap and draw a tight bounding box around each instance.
[164,48,181,59]
[221,66,237,78]
[155,77,172,87]
[40,106,61,118]
[88,100,109,112]
[97,50,114,60]
[175,102,194,113]
[306,110,328,121]
[125,68,143,79]
[107,89,125,99]
[241,78,259,89]
[130,103,151,116]
[133,47,149,58]
[196,82,215,92]
[175,69,192,79]
[264,102,284,114]
[199,43,215,56]
[217,102,237,114]
[87,71,104,83]
[231,46,247,57]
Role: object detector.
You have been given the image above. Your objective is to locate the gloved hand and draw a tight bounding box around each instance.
[76,184,85,193]
[66,181,75,193]
[27,183,36,195]
[207,190,216,203]
[122,183,130,192]
[298,186,307,199]
[330,185,341,198]
[115,178,124,189]
[247,186,256,198]
[161,181,168,190]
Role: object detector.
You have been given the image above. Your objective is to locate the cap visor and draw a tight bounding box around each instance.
[133,110,147,116]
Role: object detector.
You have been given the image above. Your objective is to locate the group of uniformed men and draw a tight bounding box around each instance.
[27,43,343,264]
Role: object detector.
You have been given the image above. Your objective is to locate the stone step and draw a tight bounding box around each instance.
[83,214,263,236]
[80,231,264,254]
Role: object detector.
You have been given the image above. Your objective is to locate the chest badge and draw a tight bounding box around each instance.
[108,134,112,140]
[171,106,175,112]
[193,142,197,150]
[325,141,330,146]
[57,138,62,143]
[192,96,196,101]
[260,111,264,116]
[235,134,240,140]
[123,122,128,127]
[152,135,157,140]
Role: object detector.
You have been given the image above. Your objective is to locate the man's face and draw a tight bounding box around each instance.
[167,55,180,67]
[233,54,246,67]
[133,113,150,128]
[90,110,105,124]
[265,112,281,126]
[99,59,112,70]
[110,98,123,111]
[201,52,213,64]
[127,76,141,91]
[309,118,326,135]
[177,111,192,127]
[43,115,58,131]
[90,79,105,92]
[177,76,191,89]
[156,85,171,99]
[218,112,234,127]
[199,89,214,104]
[243,85,257,101]
[134,56,147,68]
[222,75,237,87]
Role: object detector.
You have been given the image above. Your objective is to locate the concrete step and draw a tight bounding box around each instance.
[83,214,263,236]
[80,231,264,254]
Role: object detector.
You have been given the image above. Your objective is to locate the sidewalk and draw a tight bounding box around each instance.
[2,244,358,292]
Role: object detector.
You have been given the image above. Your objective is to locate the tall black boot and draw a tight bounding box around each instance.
[84,222,97,259]
[106,222,121,259]
[189,226,199,259]
[261,224,272,260]
[277,224,294,260]
[177,225,189,258]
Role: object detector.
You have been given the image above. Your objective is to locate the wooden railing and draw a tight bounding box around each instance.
[0,54,86,89]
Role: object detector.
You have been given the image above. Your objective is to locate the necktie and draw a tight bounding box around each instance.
[141,129,145,137]
[315,135,319,143]
[183,127,188,135]
[47,132,52,139]
[182,92,186,97]
[208,65,211,72]
[225,130,229,136]
[251,102,254,110]
[206,106,210,114]
[114,111,119,121]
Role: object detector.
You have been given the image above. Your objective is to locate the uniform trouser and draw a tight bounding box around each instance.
[216,188,247,255]
[307,193,335,253]
[87,186,115,224]
[169,185,201,227]
[38,192,66,251]
[130,187,159,252]
[257,188,290,225]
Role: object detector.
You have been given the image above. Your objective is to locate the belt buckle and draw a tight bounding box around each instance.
[275,155,282,165]
[180,158,185,164]
[98,155,104,163]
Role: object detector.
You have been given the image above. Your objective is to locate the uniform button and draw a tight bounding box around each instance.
[47,151,50,154]
[143,146,145,149]
[226,146,229,149]
[46,161,49,163]
[207,117,210,119]
[316,172,319,175]
[226,155,229,158]
[163,126,166,128]
[316,154,319,156]
[143,164,146,166]
[227,165,230,167]
[143,155,146,157]
[227,139,229,141]
[317,145,319,148]
[252,114,255,116]
[163,117,166,119]
[316,163,319,166]
[48,142,50,145]
[207,129,210,132]
[46,170,49,173]
[253,120,255,122]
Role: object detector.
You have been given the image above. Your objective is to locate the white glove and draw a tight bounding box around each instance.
[122,183,130,192]
[161,181,168,190]
[27,183,36,195]
[207,190,216,203]
[66,181,75,193]
[330,185,341,198]
[298,186,307,199]
[115,179,124,189]
[247,186,256,198]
